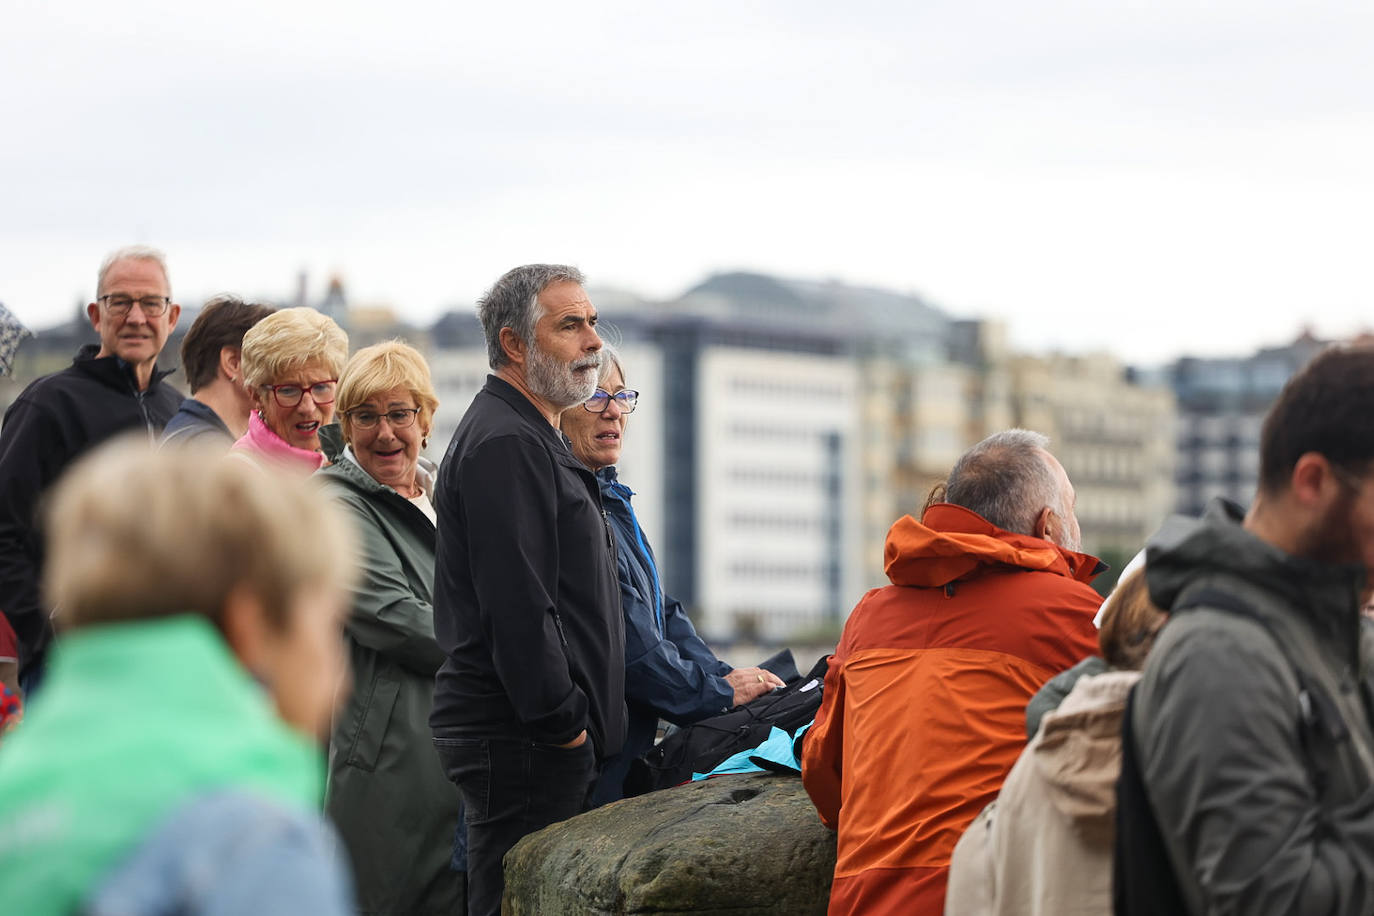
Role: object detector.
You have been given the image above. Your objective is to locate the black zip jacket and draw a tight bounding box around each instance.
[429,375,626,757]
[0,345,183,673]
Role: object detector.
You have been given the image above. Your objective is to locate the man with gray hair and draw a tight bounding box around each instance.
[802,428,1102,916]
[429,264,625,916]
[0,246,184,690]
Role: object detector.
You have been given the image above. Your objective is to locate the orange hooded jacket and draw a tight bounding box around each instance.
[801,503,1103,916]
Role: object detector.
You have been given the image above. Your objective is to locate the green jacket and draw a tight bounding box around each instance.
[0,616,324,916]
[319,453,464,915]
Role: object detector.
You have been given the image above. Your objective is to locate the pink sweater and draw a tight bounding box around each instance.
[230,411,325,474]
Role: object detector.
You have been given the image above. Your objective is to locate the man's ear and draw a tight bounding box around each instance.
[165,303,181,332]
[1290,452,1341,508]
[220,346,243,385]
[1034,505,1056,542]
[498,327,527,368]
[87,301,101,331]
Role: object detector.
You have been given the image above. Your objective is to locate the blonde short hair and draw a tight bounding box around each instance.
[337,340,440,444]
[45,437,356,632]
[240,307,349,390]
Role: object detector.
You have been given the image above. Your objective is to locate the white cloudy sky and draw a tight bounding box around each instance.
[2,0,1371,364]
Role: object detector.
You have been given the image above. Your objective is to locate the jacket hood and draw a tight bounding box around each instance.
[884,503,1104,588]
[1146,498,1365,626]
[1033,669,1139,844]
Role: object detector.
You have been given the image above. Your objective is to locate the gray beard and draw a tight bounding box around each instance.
[527,344,600,409]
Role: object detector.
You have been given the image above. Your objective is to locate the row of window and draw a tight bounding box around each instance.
[728,376,846,401]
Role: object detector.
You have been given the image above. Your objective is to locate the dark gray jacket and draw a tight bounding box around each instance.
[1133,498,1374,915]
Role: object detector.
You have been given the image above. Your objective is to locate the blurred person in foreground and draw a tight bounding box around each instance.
[0,438,356,916]
[559,344,784,805]
[233,306,349,473]
[429,264,625,916]
[161,295,275,447]
[1121,345,1374,915]
[319,340,464,914]
[945,567,1167,916]
[0,245,183,690]
[801,429,1102,916]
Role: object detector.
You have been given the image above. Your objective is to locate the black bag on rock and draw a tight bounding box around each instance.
[623,653,830,797]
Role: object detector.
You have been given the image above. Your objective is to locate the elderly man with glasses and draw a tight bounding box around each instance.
[0,245,184,692]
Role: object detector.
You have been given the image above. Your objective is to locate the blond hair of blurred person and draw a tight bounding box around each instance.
[0,438,358,916]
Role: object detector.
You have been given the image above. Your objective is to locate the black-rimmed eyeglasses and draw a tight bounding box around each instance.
[261,380,338,408]
[582,388,639,414]
[346,407,420,429]
[98,295,171,317]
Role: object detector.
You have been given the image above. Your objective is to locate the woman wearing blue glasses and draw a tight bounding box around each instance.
[561,344,784,805]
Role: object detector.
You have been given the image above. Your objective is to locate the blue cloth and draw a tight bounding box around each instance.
[692,726,805,780]
[591,467,734,805]
[86,790,354,916]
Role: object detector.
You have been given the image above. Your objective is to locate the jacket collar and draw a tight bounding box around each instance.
[883,503,1104,588]
[483,374,578,454]
[231,411,325,474]
[332,445,438,500]
[1147,497,1365,636]
[72,343,174,393]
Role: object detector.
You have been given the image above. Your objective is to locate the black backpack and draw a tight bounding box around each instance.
[623,653,830,797]
[1113,587,1347,916]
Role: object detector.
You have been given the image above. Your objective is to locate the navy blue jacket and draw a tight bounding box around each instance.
[159,397,232,448]
[592,466,732,804]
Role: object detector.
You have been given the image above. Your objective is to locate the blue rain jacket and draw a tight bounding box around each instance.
[591,467,734,804]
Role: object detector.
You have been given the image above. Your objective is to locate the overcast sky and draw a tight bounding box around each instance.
[3,1,1371,365]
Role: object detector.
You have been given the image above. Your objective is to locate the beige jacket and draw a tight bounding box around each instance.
[945,670,1140,916]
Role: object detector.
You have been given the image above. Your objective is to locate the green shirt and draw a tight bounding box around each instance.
[0,615,324,916]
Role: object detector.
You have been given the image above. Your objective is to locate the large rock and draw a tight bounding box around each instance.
[503,774,836,915]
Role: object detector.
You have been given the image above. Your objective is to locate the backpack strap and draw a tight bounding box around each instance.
[1114,684,1192,915]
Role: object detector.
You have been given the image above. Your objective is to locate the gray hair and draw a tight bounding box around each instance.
[944,429,1058,536]
[97,245,171,298]
[597,342,625,386]
[477,264,586,370]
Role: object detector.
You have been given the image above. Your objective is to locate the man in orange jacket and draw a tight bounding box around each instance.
[801,428,1103,916]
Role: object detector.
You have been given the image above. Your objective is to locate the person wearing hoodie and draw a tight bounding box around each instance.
[1123,345,1374,915]
[318,340,464,915]
[0,246,183,690]
[944,567,1167,916]
[802,429,1103,916]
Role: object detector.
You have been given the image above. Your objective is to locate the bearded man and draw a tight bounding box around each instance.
[1123,344,1374,915]
[429,264,626,916]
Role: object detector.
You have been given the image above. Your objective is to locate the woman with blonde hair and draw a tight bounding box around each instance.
[318,340,463,914]
[234,307,349,473]
[0,438,358,915]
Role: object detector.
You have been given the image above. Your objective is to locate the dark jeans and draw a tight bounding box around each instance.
[433,735,595,916]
